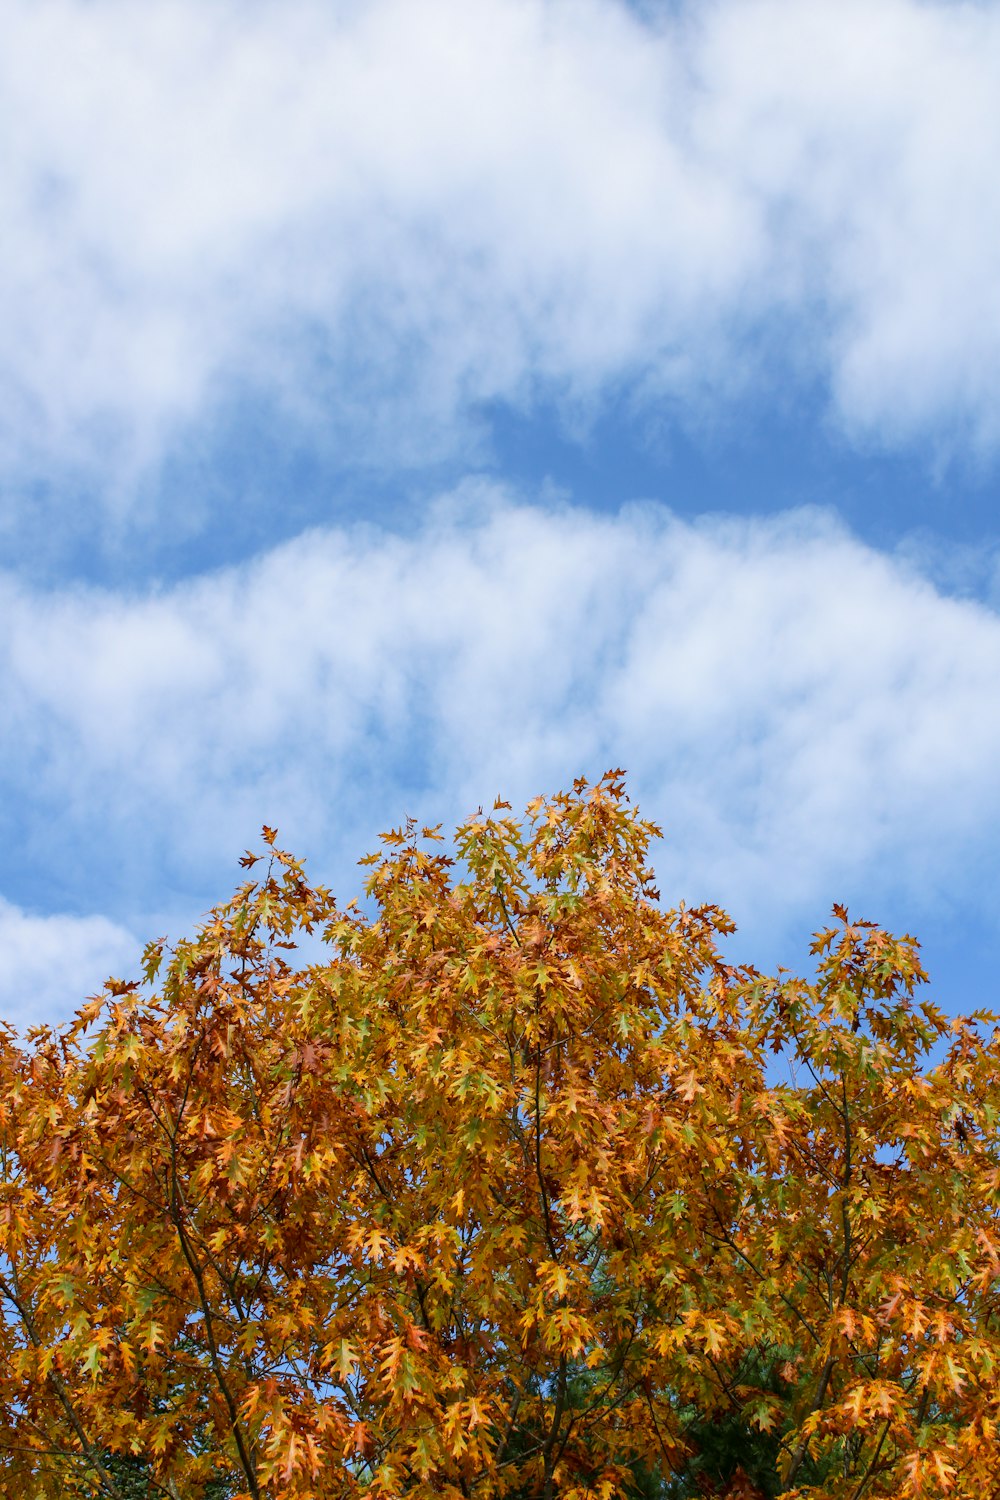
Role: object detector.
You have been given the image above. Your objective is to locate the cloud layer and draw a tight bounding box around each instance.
[3,487,1000,1027]
[3,0,1000,511]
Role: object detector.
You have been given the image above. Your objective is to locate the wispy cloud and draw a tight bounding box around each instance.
[0,898,138,1035]
[2,0,999,515]
[3,488,999,1003]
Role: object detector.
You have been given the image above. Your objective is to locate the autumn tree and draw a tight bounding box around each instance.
[0,773,998,1499]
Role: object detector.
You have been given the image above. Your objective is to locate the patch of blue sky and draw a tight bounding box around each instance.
[12,363,1000,601]
[488,391,1000,556]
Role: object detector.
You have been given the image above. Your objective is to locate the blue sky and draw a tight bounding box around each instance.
[2,0,1000,1031]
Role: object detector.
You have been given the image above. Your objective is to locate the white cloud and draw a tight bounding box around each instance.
[0,898,139,1036]
[1,0,999,506]
[2,487,999,996]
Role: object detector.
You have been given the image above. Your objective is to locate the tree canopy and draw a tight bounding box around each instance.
[1,773,998,1499]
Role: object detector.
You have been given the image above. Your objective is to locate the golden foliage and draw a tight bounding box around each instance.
[0,774,998,1498]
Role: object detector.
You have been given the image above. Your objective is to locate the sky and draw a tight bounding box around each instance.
[2,0,1000,1033]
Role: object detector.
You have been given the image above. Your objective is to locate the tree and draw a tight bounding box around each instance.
[0,773,998,1498]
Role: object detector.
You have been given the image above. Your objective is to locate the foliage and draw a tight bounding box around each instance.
[0,773,999,1499]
